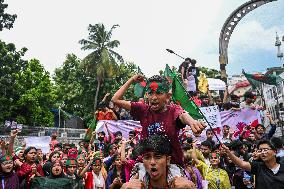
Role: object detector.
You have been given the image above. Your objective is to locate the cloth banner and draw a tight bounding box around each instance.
[199,105,221,129]
[25,136,51,153]
[207,78,226,91]
[220,108,261,138]
[95,120,142,139]
[95,108,261,143]
[187,108,261,143]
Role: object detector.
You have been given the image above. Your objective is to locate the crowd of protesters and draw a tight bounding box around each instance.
[1,70,284,189]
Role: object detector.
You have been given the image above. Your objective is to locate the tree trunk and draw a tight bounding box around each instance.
[93,77,101,117]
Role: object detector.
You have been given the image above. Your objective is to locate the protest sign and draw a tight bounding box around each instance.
[95,120,142,139]
[200,105,221,128]
[207,78,226,91]
[25,136,51,153]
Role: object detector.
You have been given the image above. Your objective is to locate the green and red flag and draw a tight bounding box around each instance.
[134,81,147,98]
[164,64,204,120]
[243,70,284,89]
[84,118,97,141]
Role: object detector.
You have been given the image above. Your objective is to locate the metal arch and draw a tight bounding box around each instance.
[219,0,277,83]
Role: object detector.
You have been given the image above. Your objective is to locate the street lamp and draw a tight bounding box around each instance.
[275,32,284,64]
[275,32,284,137]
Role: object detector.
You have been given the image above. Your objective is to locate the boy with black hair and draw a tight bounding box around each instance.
[229,94,240,110]
[240,91,257,109]
[200,140,212,166]
[112,74,205,166]
[255,112,276,141]
[179,57,191,84]
[122,134,196,189]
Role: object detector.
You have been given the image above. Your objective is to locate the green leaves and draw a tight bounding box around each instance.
[0,41,56,126]
[79,23,124,112]
[0,0,17,31]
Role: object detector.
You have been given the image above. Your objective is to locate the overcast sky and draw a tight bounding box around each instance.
[1,0,284,77]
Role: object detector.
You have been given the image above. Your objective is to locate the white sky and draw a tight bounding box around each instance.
[1,0,284,77]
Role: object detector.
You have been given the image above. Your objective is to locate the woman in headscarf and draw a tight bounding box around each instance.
[76,154,86,175]
[16,147,44,189]
[42,151,61,176]
[13,147,25,172]
[30,160,72,189]
[14,147,25,162]
[0,154,19,189]
[48,161,66,179]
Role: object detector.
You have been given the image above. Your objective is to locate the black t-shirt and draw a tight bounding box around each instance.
[250,161,284,189]
[179,62,190,79]
[188,66,199,79]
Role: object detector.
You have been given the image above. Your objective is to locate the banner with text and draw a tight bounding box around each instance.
[200,105,221,128]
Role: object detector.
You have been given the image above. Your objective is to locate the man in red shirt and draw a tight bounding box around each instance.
[112,74,205,166]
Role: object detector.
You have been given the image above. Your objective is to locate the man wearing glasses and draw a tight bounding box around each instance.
[221,140,284,189]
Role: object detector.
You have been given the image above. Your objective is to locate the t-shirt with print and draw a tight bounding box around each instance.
[250,161,284,189]
[130,102,186,166]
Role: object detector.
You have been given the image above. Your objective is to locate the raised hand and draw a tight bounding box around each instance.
[31,164,37,174]
[121,179,145,189]
[220,144,230,154]
[170,176,196,189]
[131,74,144,83]
[10,129,19,138]
[189,120,206,137]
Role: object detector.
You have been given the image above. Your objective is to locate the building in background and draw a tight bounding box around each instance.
[262,67,284,120]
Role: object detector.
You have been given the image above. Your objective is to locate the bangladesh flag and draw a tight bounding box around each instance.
[164,64,204,120]
[243,70,284,89]
[84,118,97,141]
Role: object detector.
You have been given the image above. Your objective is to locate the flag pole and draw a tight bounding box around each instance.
[166,64,222,144]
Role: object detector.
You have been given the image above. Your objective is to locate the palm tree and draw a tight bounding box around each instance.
[79,23,123,115]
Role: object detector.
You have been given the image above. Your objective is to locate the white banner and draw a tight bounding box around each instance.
[200,105,221,128]
[207,78,226,91]
[25,136,51,153]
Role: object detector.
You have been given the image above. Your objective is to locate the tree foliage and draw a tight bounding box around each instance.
[0,40,27,123]
[0,40,55,126]
[79,23,124,113]
[53,54,91,119]
[0,0,17,31]
[15,59,56,126]
[54,56,141,124]
[199,67,220,78]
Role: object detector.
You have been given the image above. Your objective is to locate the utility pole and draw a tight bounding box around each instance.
[275,32,284,137]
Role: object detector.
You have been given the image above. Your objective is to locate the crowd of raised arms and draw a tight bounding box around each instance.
[1,71,284,189]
